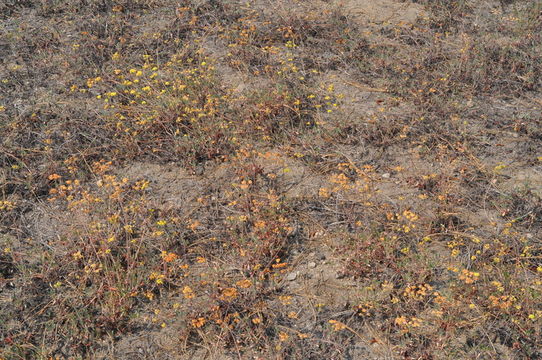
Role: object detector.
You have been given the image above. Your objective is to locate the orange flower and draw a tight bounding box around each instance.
[191,317,206,328]
[222,288,238,298]
[161,251,178,263]
[189,220,201,231]
[329,320,347,331]
[235,279,252,288]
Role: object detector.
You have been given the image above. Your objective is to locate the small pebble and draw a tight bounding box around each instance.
[307,261,316,269]
[286,272,298,281]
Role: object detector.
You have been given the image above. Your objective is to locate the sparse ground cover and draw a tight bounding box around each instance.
[1,0,542,358]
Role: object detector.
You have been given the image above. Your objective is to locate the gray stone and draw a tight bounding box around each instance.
[286,272,298,281]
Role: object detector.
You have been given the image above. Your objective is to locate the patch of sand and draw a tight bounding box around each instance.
[338,0,425,24]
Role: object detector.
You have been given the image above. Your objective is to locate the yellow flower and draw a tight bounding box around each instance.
[279,295,292,305]
[394,316,408,326]
[183,286,195,299]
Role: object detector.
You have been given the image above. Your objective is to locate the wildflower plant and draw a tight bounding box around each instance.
[2,0,542,359]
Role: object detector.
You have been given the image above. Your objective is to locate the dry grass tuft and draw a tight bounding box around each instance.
[2,0,542,359]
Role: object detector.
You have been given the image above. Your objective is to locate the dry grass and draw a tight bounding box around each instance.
[1,0,542,359]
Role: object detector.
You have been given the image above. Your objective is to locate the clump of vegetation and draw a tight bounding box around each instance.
[1,0,542,359]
